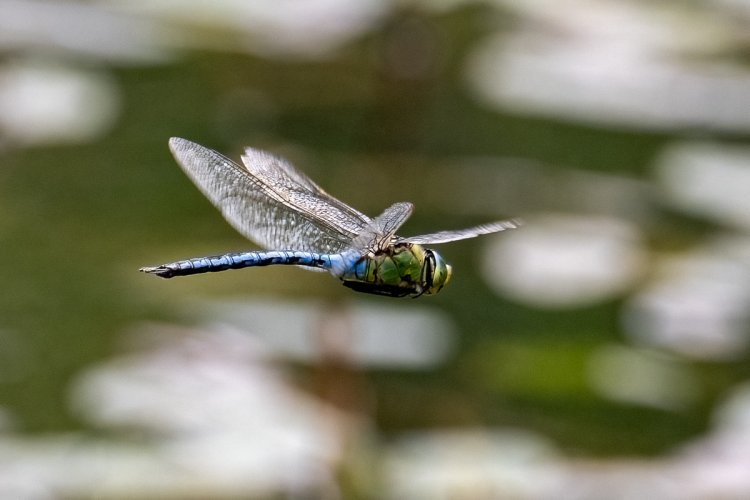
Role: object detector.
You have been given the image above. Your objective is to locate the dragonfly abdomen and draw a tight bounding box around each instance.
[140,250,336,278]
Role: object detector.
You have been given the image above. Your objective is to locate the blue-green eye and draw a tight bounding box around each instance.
[424,250,452,295]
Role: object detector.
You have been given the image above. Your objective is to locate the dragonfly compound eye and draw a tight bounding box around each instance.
[423,250,452,295]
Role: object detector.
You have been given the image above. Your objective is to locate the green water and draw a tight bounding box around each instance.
[0,8,739,458]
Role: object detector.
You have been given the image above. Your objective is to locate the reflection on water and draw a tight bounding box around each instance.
[1,0,750,497]
[0,320,748,497]
[482,214,647,307]
[0,0,175,63]
[0,60,119,146]
[71,323,345,497]
[202,299,454,367]
[384,429,563,499]
[587,344,699,410]
[657,142,750,230]
[466,0,750,132]
[111,0,389,59]
[623,238,750,360]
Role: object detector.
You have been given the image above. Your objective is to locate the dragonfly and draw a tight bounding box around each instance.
[140,138,521,297]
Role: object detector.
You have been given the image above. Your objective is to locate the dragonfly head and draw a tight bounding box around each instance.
[423,249,453,295]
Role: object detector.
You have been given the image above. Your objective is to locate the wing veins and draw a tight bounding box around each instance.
[398,219,522,245]
[169,138,368,253]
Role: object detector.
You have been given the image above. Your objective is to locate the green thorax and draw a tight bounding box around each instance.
[340,243,452,297]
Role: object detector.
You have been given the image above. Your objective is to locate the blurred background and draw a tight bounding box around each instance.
[1,0,750,498]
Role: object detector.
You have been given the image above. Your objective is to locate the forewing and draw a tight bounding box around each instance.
[241,147,371,235]
[351,202,413,252]
[168,138,369,254]
[398,218,521,245]
[242,147,325,194]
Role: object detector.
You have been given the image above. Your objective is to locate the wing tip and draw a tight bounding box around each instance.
[486,218,523,233]
[168,136,191,153]
[507,218,524,229]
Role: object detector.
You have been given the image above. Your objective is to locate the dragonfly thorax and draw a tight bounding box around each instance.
[340,243,452,297]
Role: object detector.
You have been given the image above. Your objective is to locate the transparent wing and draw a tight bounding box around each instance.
[350,202,414,252]
[398,219,522,245]
[240,147,371,231]
[168,138,371,254]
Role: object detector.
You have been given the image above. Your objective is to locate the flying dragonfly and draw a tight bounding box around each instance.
[140,138,521,297]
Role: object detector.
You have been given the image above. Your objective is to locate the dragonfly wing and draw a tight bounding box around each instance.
[240,147,371,231]
[169,138,370,254]
[398,218,521,245]
[351,202,413,251]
